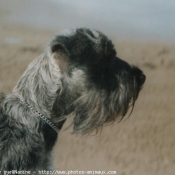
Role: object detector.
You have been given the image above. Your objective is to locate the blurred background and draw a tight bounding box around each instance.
[0,0,175,175]
[1,0,175,43]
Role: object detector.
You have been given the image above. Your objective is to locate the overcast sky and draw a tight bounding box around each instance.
[2,0,175,43]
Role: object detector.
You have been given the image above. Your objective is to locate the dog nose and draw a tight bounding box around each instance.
[139,74,146,85]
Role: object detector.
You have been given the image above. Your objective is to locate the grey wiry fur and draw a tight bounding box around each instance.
[0,28,145,173]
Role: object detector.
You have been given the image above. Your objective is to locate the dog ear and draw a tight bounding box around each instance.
[50,41,69,72]
[50,41,69,55]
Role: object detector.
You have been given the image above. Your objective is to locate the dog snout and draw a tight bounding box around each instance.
[139,73,146,86]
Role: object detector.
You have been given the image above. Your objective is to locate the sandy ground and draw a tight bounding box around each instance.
[0,9,175,175]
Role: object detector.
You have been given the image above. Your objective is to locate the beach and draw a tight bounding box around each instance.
[0,1,175,175]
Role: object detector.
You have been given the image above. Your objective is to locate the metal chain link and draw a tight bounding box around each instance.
[14,94,59,133]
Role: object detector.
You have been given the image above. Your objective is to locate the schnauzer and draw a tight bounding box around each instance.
[0,28,145,174]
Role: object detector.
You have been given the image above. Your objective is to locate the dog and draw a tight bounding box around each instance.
[0,28,145,174]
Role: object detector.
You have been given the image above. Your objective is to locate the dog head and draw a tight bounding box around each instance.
[50,28,146,134]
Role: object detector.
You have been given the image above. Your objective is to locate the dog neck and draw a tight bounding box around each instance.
[13,53,62,119]
[14,94,59,133]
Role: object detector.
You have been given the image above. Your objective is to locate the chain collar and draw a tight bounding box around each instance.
[14,94,59,134]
